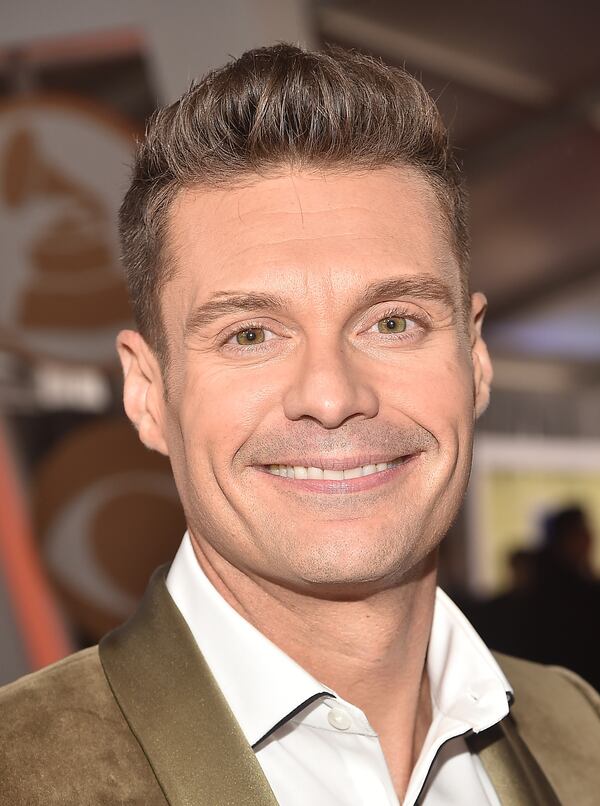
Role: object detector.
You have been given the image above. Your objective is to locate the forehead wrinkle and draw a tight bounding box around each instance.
[228,186,425,232]
[229,232,390,264]
[225,205,409,233]
[173,167,447,239]
[289,172,305,226]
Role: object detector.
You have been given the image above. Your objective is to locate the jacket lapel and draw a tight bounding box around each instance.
[467,718,561,806]
[99,564,566,806]
[99,566,278,806]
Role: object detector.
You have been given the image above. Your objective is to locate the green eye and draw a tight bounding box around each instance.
[377,316,407,334]
[236,328,265,345]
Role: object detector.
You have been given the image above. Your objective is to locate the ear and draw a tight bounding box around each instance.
[469,292,493,419]
[116,330,169,455]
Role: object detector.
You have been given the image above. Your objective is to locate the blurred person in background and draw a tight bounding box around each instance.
[541,505,596,582]
[528,506,600,687]
[468,505,600,690]
[462,546,539,663]
[1,45,599,806]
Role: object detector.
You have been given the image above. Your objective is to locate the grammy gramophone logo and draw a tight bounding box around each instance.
[0,96,136,365]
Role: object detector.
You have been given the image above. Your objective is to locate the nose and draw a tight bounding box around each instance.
[282,340,379,428]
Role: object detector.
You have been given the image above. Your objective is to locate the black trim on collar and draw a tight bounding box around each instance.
[252,691,334,750]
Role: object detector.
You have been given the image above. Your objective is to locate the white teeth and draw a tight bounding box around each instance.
[267,459,405,479]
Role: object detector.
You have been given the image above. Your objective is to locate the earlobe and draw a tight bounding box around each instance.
[116,330,169,456]
[470,293,493,419]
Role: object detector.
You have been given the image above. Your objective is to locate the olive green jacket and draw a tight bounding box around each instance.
[1,567,599,805]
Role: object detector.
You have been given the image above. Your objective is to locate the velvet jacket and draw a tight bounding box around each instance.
[1,566,599,805]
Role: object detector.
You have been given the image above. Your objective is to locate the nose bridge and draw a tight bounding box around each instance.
[282,332,379,427]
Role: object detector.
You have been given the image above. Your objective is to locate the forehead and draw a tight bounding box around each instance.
[164,167,459,310]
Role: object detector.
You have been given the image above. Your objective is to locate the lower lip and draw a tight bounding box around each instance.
[254,456,418,494]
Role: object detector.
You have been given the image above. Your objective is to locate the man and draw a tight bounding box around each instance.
[1,44,599,805]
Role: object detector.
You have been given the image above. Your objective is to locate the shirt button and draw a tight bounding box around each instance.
[328,707,352,731]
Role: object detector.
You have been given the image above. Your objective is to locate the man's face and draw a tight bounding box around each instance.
[135,168,490,594]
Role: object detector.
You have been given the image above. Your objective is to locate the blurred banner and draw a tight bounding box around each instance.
[0,28,185,683]
[0,417,71,681]
[0,28,150,366]
[33,417,185,642]
[0,98,133,365]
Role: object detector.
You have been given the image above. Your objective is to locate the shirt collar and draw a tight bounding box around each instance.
[427,588,512,733]
[166,533,512,746]
[166,533,332,746]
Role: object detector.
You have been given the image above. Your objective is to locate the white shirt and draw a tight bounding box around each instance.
[166,534,512,805]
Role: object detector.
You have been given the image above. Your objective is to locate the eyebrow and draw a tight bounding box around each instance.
[360,276,456,311]
[186,292,288,334]
[185,275,456,335]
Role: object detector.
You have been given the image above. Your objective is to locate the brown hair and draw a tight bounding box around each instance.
[119,44,469,363]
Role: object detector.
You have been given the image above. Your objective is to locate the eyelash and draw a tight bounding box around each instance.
[220,307,429,351]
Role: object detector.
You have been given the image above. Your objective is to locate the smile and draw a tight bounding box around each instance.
[264,457,407,480]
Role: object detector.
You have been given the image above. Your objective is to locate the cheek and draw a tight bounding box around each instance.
[177,364,279,467]
[383,348,474,426]
[430,358,474,415]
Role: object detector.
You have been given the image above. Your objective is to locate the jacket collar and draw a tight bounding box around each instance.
[468,715,561,806]
[99,565,278,806]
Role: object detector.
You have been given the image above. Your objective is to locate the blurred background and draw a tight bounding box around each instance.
[1,1,599,688]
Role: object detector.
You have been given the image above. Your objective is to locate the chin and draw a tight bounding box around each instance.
[274,530,432,595]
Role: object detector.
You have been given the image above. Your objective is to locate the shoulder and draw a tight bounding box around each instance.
[0,646,107,724]
[494,651,600,800]
[494,651,600,721]
[0,647,165,805]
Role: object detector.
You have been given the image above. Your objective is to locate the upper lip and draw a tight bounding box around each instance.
[257,454,416,471]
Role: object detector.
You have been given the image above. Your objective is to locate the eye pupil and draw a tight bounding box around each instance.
[236,328,265,345]
[378,316,407,333]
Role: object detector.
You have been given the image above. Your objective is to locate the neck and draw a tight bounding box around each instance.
[190,534,437,798]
